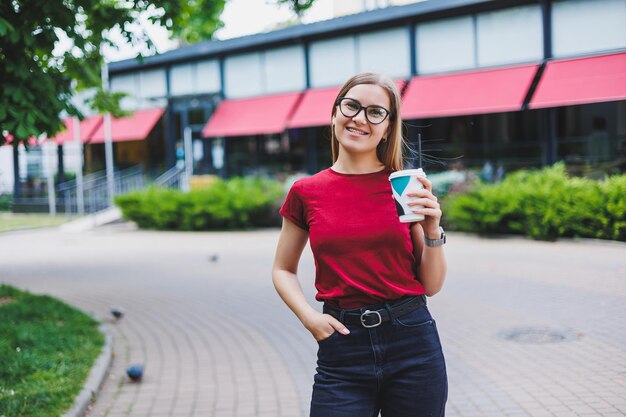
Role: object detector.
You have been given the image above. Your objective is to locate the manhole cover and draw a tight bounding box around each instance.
[500,327,579,344]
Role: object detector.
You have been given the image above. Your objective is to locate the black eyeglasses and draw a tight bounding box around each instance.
[335,97,391,125]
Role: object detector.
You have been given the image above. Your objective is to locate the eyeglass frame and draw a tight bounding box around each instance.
[335,97,392,125]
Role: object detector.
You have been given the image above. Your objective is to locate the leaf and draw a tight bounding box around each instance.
[0,17,15,36]
[16,124,28,139]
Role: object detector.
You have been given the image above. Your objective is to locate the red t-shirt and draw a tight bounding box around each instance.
[280,168,426,308]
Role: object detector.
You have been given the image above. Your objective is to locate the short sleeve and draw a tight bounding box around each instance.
[279,181,308,231]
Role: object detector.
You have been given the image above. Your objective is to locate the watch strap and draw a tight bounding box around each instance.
[424,226,446,247]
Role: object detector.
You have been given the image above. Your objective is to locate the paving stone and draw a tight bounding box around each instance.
[2,228,625,417]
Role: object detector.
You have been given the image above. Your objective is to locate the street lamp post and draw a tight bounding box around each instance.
[73,116,85,215]
[101,62,115,207]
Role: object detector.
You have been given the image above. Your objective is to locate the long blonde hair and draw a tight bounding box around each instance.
[330,72,406,171]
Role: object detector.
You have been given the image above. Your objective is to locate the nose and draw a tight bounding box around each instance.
[352,108,368,123]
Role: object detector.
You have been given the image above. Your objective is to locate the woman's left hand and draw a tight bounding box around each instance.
[406,176,442,238]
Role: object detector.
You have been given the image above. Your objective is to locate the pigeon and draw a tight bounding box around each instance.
[110,307,125,320]
[126,364,144,382]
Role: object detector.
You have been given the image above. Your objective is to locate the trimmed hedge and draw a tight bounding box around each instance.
[0,193,12,211]
[114,177,284,231]
[444,163,626,241]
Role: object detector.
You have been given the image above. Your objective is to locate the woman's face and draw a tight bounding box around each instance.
[332,83,391,158]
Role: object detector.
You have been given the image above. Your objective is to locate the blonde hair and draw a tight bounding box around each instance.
[330,72,406,171]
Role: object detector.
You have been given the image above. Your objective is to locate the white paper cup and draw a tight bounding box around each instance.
[389,168,426,223]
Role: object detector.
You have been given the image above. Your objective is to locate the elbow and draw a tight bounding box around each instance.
[422,280,445,297]
[424,286,441,297]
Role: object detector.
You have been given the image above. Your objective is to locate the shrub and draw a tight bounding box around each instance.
[115,177,284,231]
[0,193,12,211]
[444,163,626,241]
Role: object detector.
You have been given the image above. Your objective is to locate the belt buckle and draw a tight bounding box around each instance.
[360,309,382,328]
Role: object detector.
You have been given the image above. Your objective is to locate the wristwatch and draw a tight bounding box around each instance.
[424,226,446,247]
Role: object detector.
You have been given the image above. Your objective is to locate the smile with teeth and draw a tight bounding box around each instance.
[346,127,368,135]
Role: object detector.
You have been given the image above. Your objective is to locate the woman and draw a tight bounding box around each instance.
[272,72,447,417]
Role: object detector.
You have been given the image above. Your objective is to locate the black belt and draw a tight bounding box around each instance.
[325,295,426,328]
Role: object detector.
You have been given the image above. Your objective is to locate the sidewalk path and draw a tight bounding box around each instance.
[1,225,625,417]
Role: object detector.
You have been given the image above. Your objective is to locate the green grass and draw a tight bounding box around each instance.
[0,285,104,417]
[0,213,72,233]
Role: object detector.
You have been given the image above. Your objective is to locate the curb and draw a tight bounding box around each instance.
[62,324,113,417]
[448,231,626,247]
[60,207,122,232]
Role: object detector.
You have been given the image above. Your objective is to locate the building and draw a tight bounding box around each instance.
[6,0,623,196]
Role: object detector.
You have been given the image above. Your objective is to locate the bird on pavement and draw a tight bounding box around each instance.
[110,307,125,321]
[126,364,144,382]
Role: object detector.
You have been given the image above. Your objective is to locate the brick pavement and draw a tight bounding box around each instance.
[1,225,625,417]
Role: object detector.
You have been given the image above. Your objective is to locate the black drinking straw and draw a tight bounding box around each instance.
[417,132,423,169]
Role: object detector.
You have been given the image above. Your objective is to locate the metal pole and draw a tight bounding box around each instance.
[73,117,85,215]
[182,126,193,191]
[45,135,56,215]
[101,62,115,206]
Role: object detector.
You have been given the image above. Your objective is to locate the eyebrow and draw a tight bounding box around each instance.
[344,97,389,109]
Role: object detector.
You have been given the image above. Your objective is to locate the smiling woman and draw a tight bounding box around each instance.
[272,72,448,417]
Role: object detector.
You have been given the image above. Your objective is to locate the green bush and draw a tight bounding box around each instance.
[0,193,12,211]
[115,177,284,231]
[444,163,626,241]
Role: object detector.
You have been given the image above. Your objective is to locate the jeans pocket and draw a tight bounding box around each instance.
[394,306,433,328]
[317,330,339,344]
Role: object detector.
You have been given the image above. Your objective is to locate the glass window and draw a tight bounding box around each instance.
[264,46,306,94]
[358,27,410,78]
[416,16,475,74]
[477,5,543,67]
[170,64,194,96]
[310,36,357,87]
[224,53,264,98]
[552,0,626,58]
[138,69,167,99]
[196,60,221,94]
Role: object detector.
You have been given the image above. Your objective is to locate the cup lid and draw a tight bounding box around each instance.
[389,168,426,180]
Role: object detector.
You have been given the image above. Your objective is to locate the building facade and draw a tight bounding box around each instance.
[95,0,626,178]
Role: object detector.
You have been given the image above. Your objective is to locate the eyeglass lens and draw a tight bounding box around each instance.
[339,98,389,124]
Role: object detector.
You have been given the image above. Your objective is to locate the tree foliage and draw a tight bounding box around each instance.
[0,0,227,147]
[276,0,316,18]
[0,0,320,148]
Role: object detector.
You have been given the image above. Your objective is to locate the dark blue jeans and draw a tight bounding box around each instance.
[310,298,447,417]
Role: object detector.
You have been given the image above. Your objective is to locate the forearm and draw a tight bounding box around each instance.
[272,269,317,325]
[418,246,447,296]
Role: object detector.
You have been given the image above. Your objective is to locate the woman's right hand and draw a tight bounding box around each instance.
[303,311,350,341]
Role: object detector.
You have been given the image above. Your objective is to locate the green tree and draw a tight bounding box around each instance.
[0,0,226,149]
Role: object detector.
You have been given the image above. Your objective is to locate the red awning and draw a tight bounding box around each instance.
[287,80,407,129]
[202,92,302,137]
[287,86,340,129]
[529,52,626,109]
[402,65,539,119]
[52,116,103,145]
[89,108,164,143]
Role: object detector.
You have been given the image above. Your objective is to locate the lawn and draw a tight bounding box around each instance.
[0,213,73,232]
[0,285,104,417]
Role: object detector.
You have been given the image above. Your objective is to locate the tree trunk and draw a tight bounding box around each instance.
[12,143,21,199]
[57,144,65,184]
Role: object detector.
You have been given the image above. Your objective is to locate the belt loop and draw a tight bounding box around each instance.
[383,301,394,322]
[339,310,346,323]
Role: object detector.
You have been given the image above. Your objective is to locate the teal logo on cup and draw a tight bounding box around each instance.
[389,168,426,223]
